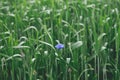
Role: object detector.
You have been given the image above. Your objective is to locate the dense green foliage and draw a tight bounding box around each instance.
[0,0,120,80]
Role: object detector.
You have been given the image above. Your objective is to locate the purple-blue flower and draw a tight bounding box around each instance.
[55,43,64,49]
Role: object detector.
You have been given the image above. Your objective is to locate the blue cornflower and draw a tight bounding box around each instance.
[55,43,64,49]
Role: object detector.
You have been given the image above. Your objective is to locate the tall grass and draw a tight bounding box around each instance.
[0,0,120,80]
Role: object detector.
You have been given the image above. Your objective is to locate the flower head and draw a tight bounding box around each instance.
[55,43,64,49]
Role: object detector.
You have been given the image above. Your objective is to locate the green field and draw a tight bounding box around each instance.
[0,0,120,80]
